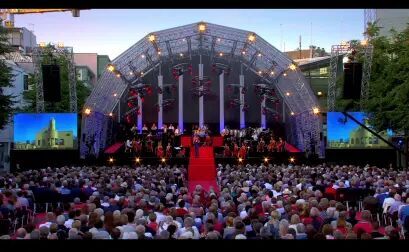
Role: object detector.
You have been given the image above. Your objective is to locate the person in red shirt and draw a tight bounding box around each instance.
[166,143,172,158]
[238,145,247,160]
[223,144,231,157]
[175,199,189,217]
[353,210,373,235]
[233,143,239,158]
[156,144,164,158]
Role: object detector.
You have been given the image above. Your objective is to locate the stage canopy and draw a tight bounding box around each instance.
[83,22,322,155]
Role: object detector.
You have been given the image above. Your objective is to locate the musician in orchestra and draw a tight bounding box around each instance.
[193,134,200,158]
[257,137,266,153]
[233,143,239,158]
[268,138,276,152]
[238,144,247,160]
[168,124,175,133]
[151,123,157,135]
[125,138,132,153]
[277,137,285,152]
[156,142,164,158]
[130,124,137,136]
[223,143,231,157]
[142,124,148,132]
[166,143,173,158]
[162,124,168,134]
[135,138,142,155]
[146,134,154,153]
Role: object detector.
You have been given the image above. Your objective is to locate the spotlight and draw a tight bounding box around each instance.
[248,33,256,42]
[136,157,140,163]
[290,112,295,116]
[217,38,221,42]
[141,54,145,58]
[148,34,156,42]
[242,51,246,55]
[129,71,133,75]
[258,71,262,75]
[198,22,207,32]
[313,107,320,114]
[84,108,91,115]
[109,157,114,163]
[107,64,115,72]
[57,42,64,48]
[238,158,243,162]
[219,52,223,56]
[108,112,113,117]
[258,53,262,57]
[158,51,161,55]
[116,73,121,78]
[264,157,268,163]
[317,91,323,96]
[289,157,295,163]
[180,53,183,57]
[283,72,287,77]
[285,92,290,96]
[270,71,275,75]
[289,64,297,71]
[39,42,46,47]
[161,158,166,163]
[113,93,117,97]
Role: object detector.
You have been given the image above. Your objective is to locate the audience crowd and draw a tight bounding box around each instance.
[0,163,409,240]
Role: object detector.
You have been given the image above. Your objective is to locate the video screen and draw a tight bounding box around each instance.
[14,113,78,150]
[327,112,393,149]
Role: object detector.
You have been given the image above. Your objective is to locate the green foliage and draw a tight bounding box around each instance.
[0,20,16,130]
[21,44,91,113]
[365,23,409,133]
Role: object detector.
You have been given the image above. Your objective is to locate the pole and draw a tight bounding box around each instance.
[199,55,204,128]
[219,70,224,133]
[178,74,184,133]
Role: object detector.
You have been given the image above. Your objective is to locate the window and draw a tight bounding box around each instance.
[23,75,29,91]
[319,67,328,75]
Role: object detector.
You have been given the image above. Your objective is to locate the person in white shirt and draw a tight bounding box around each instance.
[179,217,200,239]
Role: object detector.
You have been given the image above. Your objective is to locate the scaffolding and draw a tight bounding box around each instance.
[32,45,77,113]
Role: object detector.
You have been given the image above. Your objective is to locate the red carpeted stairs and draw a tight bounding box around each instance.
[188,146,219,194]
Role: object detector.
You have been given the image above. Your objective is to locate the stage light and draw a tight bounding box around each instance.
[238,158,243,162]
[248,33,256,42]
[270,71,275,75]
[129,71,133,75]
[113,93,117,97]
[39,42,46,47]
[290,112,295,116]
[109,112,113,117]
[158,51,161,55]
[180,53,183,57]
[313,107,320,114]
[289,157,295,163]
[258,53,262,57]
[283,72,287,77]
[289,64,296,71]
[57,42,64,48]
[242,51,246,55]
[84,108,91,115]
[116,73,121,78]
[258,71,262,75]
[109,157,114,163]
[107,64,115,72]
[217,38,221,42]
[198,22,207,32]
[317,91,323,96]
[148,34,156,42]
[141,54,145,58]
[285,92,290,96]
[136,157,140,163]
[161,158,166,163]
[219,52,223,56]
[264,157,268,162]
[360,39,368,46]
[182,38,186,42]
[141,72,144,76]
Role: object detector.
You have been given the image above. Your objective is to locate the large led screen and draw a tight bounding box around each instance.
[327,112,393,149]
[14,113,78,150]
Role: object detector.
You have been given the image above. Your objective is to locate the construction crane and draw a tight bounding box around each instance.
[0,9,81,28]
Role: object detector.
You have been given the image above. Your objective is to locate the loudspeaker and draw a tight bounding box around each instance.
[343,62,362,99]
[42,64,61,102]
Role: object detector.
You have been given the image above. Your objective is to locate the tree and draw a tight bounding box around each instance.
[0,20,15,130]
[21,44,91,113]
[364,23,409,134]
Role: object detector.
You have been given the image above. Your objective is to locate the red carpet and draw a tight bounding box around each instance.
[188,146,219,194]
[105,142,124,154]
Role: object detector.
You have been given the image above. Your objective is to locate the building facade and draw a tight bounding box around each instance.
[74,53,111,88]
[6,27,37,54]
[0,59,30,172]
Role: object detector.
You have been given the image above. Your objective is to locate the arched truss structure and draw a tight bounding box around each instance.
[82,22,322,156]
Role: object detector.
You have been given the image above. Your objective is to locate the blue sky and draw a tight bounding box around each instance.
[14,113,78,142]
[327,112,365,141]
[13,9,365,60]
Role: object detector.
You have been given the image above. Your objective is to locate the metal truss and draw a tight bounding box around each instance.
[32,45,77,112]
[364,9,377,38]
[84,22,320,151]
[360,44,374,110]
